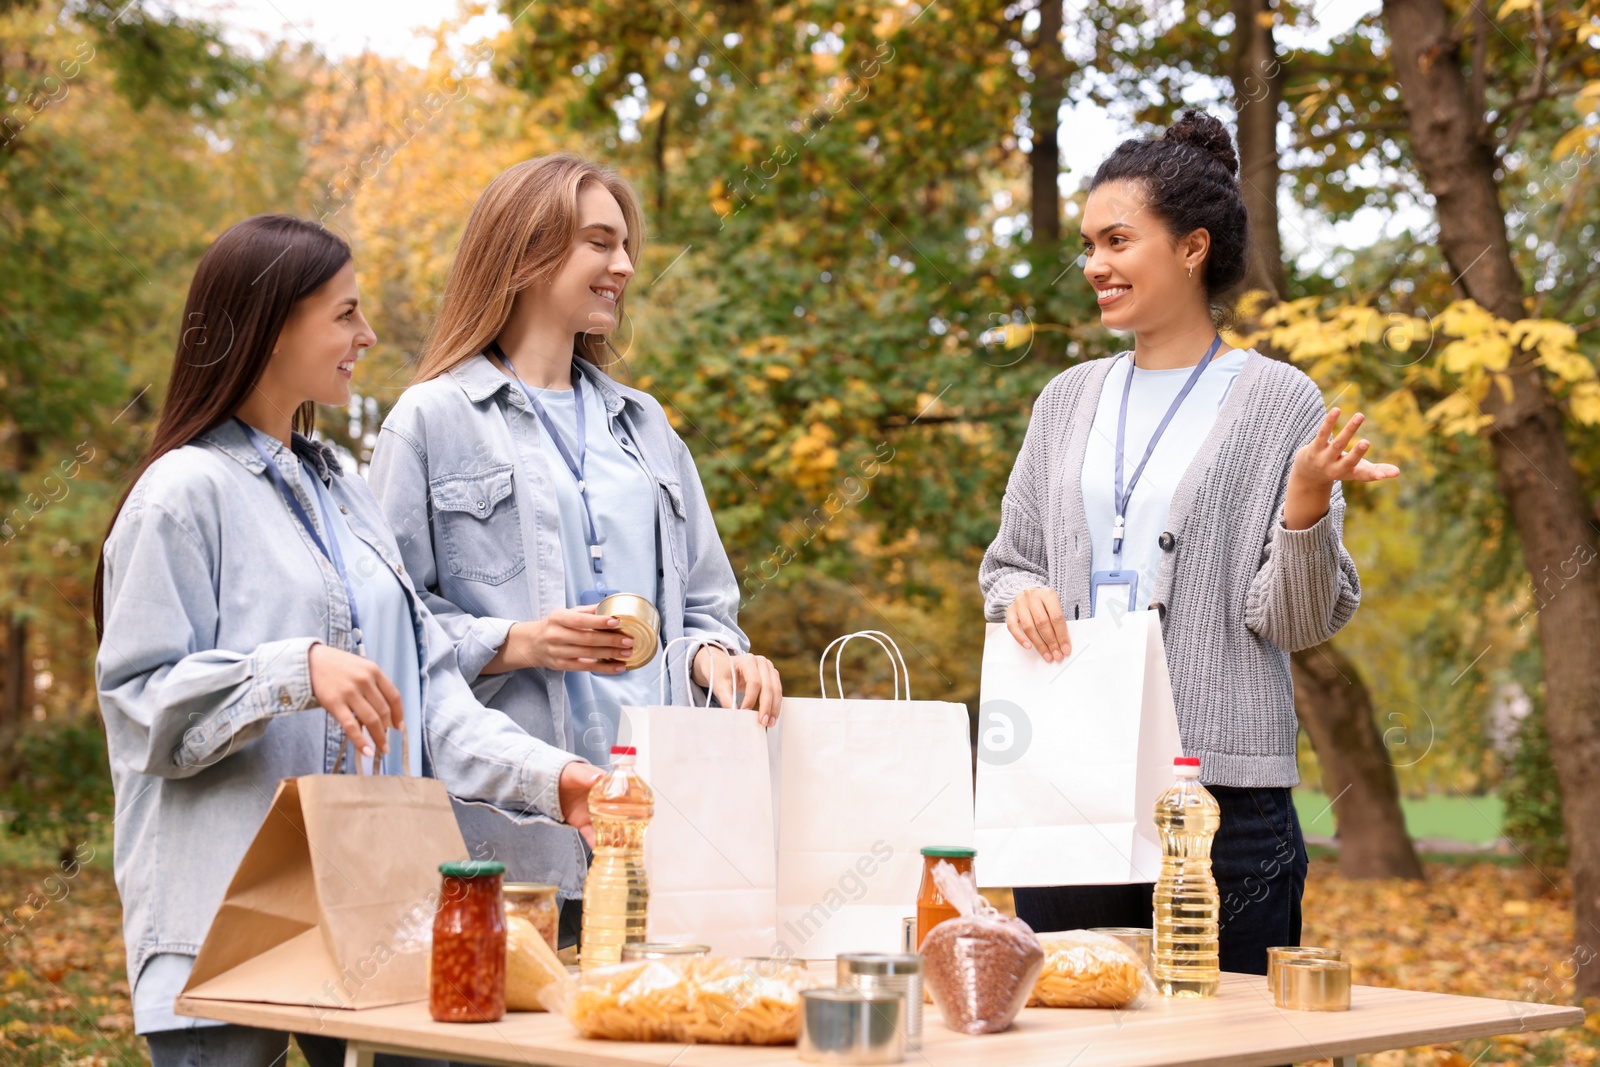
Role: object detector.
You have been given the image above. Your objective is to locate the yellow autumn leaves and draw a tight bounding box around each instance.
[1245,295,1600,440]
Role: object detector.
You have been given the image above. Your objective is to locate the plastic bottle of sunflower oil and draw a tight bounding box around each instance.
[1153,756,1222,997]
[580,745,654,970]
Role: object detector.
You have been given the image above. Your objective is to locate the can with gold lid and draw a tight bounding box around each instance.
[595,592,660,671]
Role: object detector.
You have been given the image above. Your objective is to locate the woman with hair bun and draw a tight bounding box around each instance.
[979,110,1400,972]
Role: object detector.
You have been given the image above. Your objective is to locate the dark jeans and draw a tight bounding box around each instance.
[1013,785,1309,975]
[147,1025,449,1067]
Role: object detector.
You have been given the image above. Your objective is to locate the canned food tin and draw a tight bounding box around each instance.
[798,988,904,1065]
[595,592,660,671]
[618,942,710,961]
[837,953,922,1052]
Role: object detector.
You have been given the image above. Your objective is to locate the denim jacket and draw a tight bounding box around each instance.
[367,355,747,892]
[96,420,577,989]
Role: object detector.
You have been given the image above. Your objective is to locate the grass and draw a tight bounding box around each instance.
[1294,790,1505,846]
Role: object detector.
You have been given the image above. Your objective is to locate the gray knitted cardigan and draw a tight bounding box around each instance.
[978,349,1361,788]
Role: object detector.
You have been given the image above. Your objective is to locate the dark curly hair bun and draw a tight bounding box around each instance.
[1088,108,1250,300]
[1164,109,1239,180]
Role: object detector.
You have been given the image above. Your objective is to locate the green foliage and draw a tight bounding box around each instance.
[1,712,112,862]
[1500,701,1568,871]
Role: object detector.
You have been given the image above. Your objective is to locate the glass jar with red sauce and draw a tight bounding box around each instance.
[915,846,976,949]
[430,860,507,1022]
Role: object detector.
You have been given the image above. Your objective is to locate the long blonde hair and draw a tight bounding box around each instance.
[413,154,646,382]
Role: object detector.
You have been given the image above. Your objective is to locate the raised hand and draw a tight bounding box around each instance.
[1285,407,1401,530]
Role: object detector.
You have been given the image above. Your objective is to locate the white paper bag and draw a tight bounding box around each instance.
[770,631,975,958]
[974,609,1182,887]
[621,637,778,957]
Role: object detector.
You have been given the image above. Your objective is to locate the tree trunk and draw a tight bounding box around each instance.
[1029,0,1063,250]
[1029,0,1066,363]
[1229,0,1288,299]
[1385,0,1600,995]
[653,101,669,221]
[1292,645,1426,879]
[2,588,27,731]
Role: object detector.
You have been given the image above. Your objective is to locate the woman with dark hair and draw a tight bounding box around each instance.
[95,214,603,1067]
[979,111,1400,972]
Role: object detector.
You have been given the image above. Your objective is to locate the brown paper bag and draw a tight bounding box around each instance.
[182,738,469,1012]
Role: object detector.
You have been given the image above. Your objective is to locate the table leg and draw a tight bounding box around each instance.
[342,1041,375,1067]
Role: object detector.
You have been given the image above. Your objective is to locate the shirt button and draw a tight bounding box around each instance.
[476,501,486,511]
[1158,531,1176,551]
[339,505,348,514]
[279,692,292,706]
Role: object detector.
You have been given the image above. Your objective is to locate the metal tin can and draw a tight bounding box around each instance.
[618,942,710,961]
[798,988,904,1065]
[595,592,661,671]
[836,953,922,1052]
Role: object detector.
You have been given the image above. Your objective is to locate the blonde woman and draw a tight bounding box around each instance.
[369,155,782,911]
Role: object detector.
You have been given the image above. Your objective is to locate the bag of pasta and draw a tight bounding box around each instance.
[920,861,1044,1035]
[543,955,824,1044]
[1027,931,1152,1009]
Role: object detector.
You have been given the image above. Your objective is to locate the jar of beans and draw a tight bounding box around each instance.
[430,860,507,1022]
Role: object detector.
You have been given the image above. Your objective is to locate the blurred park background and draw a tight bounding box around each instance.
[2,0,1599,1062]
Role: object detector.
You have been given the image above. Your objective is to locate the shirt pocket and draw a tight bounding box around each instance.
[658,478,689,580]
[430,466,526,586]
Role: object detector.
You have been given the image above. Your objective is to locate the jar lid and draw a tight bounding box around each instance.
[919,846,976,858]
[838,952,922,975]
[439,860,506,877]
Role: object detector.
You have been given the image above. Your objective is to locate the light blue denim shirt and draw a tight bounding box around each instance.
[368,354,748,894]
[96,420,578,993]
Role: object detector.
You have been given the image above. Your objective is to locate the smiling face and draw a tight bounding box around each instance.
[1080,180,1211,334]
[261,261,375,408]
[542,181,635,341]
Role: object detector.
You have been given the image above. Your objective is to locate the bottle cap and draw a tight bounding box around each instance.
[611,745,638,756]
[1174,757,1200,766]
[438,860,506,878]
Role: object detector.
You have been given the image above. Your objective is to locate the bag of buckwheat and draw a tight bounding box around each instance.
[919,861,1044,1035]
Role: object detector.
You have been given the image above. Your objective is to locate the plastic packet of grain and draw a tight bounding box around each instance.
[920,861,1044,1035]
[546,956,823,1044]
[1027,931,1153,1009]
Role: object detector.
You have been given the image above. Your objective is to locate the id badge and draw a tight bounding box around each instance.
[1090,569,1138,617]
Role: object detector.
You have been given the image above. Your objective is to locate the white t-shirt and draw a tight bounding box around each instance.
[1080,347,1249,612]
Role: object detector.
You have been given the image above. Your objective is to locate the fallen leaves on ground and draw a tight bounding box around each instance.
[1299,855,1598,1066]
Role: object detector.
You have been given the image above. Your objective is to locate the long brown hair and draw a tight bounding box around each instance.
[93,214,352,636]
[411,154,646,383]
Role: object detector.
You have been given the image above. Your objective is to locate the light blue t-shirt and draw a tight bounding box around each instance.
[1081,347,1248,612]
[299,463,424,777]
[525,381,662,766]
[133,457,425,1036]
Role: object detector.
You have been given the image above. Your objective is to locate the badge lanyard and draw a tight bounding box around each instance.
[239,420,363,641]
[487,343,618,605]
[1111,334,1223,562]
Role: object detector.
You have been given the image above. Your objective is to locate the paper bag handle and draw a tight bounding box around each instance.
[657,634,742,709]
[332,721,413,777]
[818,630,912,700]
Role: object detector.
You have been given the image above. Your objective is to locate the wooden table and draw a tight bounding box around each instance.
[178,971,1582,1067]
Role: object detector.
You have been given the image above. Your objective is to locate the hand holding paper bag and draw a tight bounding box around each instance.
[975,610,1183,888]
